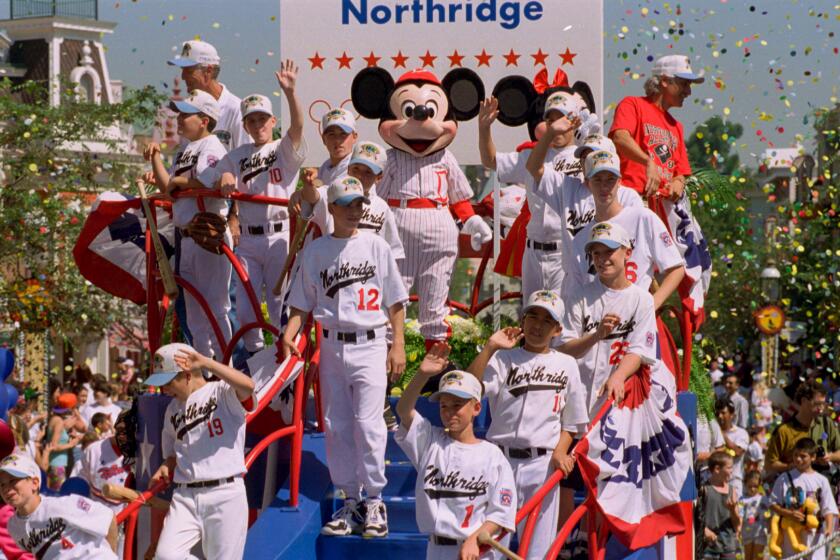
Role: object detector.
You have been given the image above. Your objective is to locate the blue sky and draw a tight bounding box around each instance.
[2,0,838,166]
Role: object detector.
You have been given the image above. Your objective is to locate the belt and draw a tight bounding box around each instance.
[178,476,236,489]
[526,238,559,251]
[498,444,550,459]
[387,198,446,209]
[431,536,459,546]
[244,222,284,235]
[322,328,378,344]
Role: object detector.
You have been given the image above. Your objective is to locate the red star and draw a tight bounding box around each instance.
[308,52,325,70]
[530,48,549,66]
[419,50,437,68]
[474,49,493,67]
[447,49,465,67]
[391,50,409,68]
[503,49,521,67]
[559,48,577,66]
[363,51,381,68]
[336,51,353,69]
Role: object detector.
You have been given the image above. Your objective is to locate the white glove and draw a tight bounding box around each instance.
[463,215,492,251]
[574,109,602,145]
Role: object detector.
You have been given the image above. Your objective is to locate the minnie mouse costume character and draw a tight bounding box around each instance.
[351,68,491,345]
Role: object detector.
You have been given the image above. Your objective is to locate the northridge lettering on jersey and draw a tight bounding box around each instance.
[171,396,219,439]
[20,517,67,555]
[240,149,278,184]
[173,151,199,176]
[359,206,386,232]
[505,365,569,397]
[567,207,595,236]
[424,466,491,499]
[320,261,377,297]
[582,314,638,340]
[553,158,582,175]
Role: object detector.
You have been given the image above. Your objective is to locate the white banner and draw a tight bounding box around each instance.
[280,0,603,165]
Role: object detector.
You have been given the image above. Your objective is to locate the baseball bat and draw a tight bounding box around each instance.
[273,214,309,295]
[102,483,170,510]
[137,180,179,300]
[477,531,524,560]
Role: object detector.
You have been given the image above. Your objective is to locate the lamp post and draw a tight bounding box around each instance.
[757,262,783,386]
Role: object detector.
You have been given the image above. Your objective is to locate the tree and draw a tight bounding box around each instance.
[0,79,163,347]
[685,115,743,175]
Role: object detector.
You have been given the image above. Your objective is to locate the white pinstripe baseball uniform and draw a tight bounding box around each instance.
[377,148,474,341]
[497,145,580,300]
[171,134,232,360]
[288,232,408,499]
[200,133,306,352]
[318,154,351,185]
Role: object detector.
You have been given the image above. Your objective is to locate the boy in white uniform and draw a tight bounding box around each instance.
[200,60,306,354]
[0,452,118,559]
[396,345,517,560]
[145,89,231,360]
[467,290,588,559]
[770,438,838,560]
[300,141,404,259]
[147,342,257,560]
[282,177,408,538]
[478,93,585,299]
[566,150,686,309]
[317,108,358,185]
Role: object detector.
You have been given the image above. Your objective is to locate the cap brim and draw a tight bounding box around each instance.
[52,407,70,414]
[543,107,570,118]
[167,57,200,68]
[143,371,179,387]
[574,145,595,158]
[429,388,475,402]
[673,72,705,83]
[242,108,273,120]
[522,303,561,323]
[585,239,624,252]
[332,194,370,206]
[323,124,355,134]
[170,100,201,114]
[586,166,621,179]
[0,467,36,479]
[348,158,382,175]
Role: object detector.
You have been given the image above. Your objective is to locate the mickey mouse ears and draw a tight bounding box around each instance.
[492,75,538,127]
[442,68,484,121]
[351,67,395,120]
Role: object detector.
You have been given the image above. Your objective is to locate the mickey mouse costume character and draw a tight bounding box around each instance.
[351,68,492,345]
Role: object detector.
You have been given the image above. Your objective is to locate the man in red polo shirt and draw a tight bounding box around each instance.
[609,55,704,199]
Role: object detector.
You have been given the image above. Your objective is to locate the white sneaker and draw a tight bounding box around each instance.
[362,498,388,538]
[321,498,363,536]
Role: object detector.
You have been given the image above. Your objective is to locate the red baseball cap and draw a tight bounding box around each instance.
[396,69,440,86]
[53,392,78,413]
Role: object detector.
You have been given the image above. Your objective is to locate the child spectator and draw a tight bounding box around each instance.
[396,343,517,559]
[769,438,838,560]
[701,451,741,560]
[696,412,725,483]
[89,413,113,440]
[739,471,770,560]
[745,426,765,475]
[46,394,84,490]
[750,378,774,429]
[715,397,748,498]
[82,383,122,428]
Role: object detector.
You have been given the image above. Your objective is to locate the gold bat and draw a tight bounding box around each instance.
[136,179,178,300]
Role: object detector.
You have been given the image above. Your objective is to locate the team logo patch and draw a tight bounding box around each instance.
[646,332,655,348]
[441,371,463,387]
[243,95,262,107]
[181,43,191,58]
[154,354,164,369]
[499,488,513,507]
[207,155,218,168]
[359,142,380,156]
[591,222,612,240]
[76,498,90,512]
[324,109,346,122]
[660,231,673,247]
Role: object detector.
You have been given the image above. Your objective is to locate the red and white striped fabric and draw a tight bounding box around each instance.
[577,365,692,550]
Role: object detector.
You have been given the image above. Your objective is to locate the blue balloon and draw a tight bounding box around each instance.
[4,385,18,411]
[0,349,13,382]
[0,384,8,421]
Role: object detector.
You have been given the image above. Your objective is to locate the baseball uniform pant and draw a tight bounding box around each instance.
[155,477,247,560]
[320,335,388,499]
[425,534,511,560]
[509,453,559,560]
[393,207,457,341]
[521,245,565,302]
[235,229,289,352]
[179,235,232,360]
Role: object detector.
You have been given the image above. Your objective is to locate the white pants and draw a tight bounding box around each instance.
[521,244,564,302]
[509,453,560,560]
[394,207,457,341]
[320,336,388,499]
[180,235,232,360]
[425,535,511,560]
[236,229,289,351]
[155,477,247,560]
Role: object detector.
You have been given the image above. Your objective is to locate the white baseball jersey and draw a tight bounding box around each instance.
[395,414,517,540]
[483,348,589,449]
[214,84,250,152]
[82,402,123,428]
[161,381,256,483]
[533,170,643,273]
[317,154,350,185]
[560,281,658,416]
[570,205,684,292]
[199,134,306,225]
[9,495,117,559]
[287,233,408,330]
[770,469,839,560]
[377,149,473,203]
[302,185,405,260]
[723,424,749,487]
[169,135,228,228]
[79,438,132,514]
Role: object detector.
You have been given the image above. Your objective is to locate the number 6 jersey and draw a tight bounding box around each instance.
[395,414,517,541]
